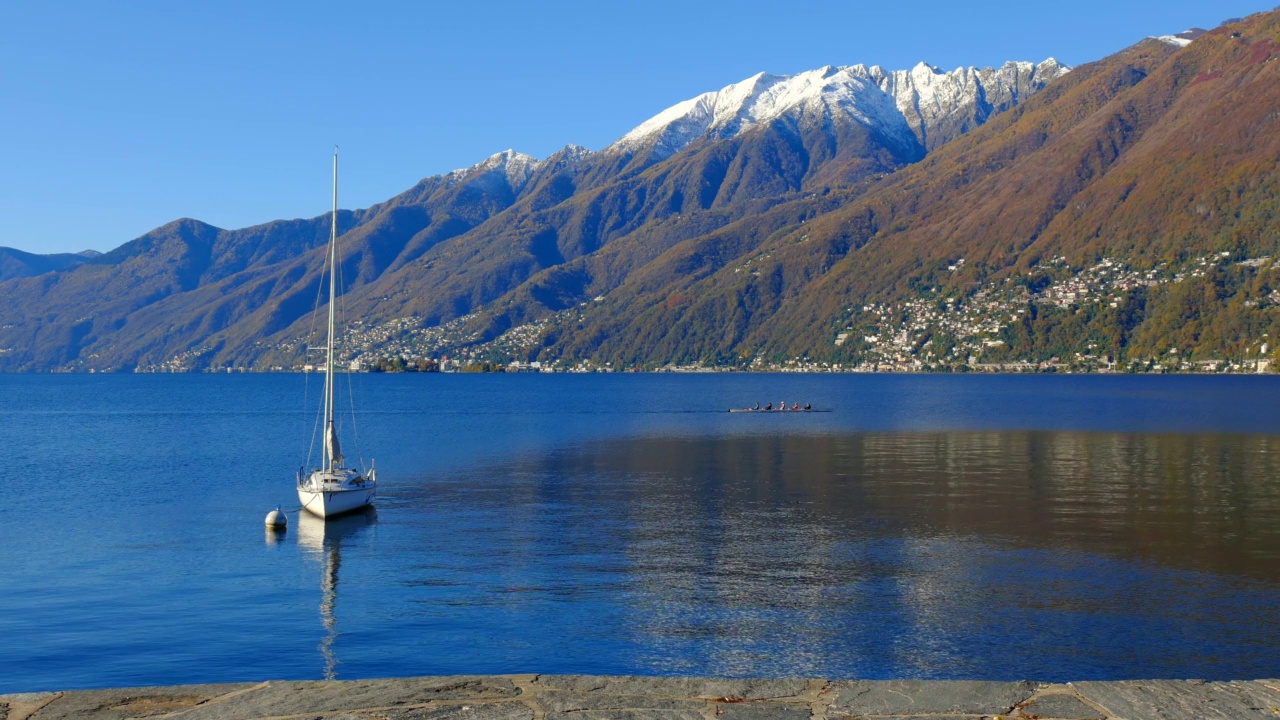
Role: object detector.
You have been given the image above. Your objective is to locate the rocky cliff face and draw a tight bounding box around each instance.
[868,59,1068,150]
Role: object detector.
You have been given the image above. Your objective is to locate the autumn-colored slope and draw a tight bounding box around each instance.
[540,11,1280,366]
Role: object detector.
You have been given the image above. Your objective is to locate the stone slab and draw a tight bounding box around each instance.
[537,690,706,713]
[0,693,61,720]
[1071,679,1280,720]
[829,680,1038,717]
[855,712,983,717]
[546,712,705,720]
[532,676,808,701]
[368,701,537,720]
[25,684,254,720]
[16,675,1280,720]
[169,676,520,720]
[714,702,811,720]
[1014,692,1104,719]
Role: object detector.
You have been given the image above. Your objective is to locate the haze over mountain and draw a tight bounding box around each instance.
[0,247,100,282]
[4,10,1279,373]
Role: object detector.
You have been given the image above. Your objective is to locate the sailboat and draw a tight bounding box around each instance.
[298,149,377,518]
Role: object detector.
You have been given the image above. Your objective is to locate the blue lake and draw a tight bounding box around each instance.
[2,373,1279,692]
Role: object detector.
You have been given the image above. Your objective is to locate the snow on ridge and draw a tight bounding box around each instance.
[419,58,1071,193]
[537,144,596,174]
[1154,27,1208,47]
[442,149,542,191]
[414,144,594,197]
[554,144,594,162]
[608,58,1072,159]
[608,66,918,159]
[465,149,540,177]
[839,59,1068,147]
[448,145,595,181]
[609,71,785,158]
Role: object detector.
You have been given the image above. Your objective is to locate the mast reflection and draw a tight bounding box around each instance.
[296,507,377,679]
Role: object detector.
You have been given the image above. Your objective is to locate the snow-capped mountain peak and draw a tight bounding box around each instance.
[421,58,1069,200]
[445,149,541,192]
[554,144,594,162]
[608,66,902,159]
[608,58,1071,159]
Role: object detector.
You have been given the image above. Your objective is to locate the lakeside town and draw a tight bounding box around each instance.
[134,252,1280,375]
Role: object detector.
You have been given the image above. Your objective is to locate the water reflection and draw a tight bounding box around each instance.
[502,431,1280,580]
[296,508,377,679]
[392,431,1280,680]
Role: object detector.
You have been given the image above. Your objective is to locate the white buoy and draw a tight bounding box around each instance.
[265,505,288,530]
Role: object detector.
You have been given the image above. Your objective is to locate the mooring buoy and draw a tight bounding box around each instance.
[265,505,288,529]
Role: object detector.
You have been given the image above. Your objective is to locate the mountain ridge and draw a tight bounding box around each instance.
[526,16,1280,370]
[610,59,1068,159]
[10,14,1277,374]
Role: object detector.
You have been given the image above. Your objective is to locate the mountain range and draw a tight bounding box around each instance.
[2,10,1278,373]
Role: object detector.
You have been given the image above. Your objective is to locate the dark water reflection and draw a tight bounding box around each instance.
[392,432,1280,680]
[476,431,1280,579]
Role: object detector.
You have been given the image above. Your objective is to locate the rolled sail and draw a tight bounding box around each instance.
[325,424,344,466]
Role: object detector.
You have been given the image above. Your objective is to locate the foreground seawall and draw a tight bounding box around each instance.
[3,674,1280,720]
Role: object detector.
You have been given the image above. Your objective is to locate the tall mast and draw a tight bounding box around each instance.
[324,148,339,470]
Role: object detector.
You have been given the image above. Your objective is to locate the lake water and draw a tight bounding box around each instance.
[2,373,1280,693]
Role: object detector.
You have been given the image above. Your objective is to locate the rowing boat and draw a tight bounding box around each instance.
[727,408,832,413]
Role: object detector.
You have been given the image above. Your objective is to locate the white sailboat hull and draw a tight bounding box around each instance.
[298,484,376,518]
[298,468,377,518]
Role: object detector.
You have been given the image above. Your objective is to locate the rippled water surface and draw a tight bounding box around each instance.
[2,373,1280,692]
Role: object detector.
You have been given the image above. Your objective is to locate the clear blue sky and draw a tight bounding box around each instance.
[2,0,1271,254]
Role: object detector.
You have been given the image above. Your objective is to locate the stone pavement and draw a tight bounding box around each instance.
[3,675,1280,720]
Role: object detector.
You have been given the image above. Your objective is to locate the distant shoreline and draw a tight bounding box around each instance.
[13,367,1280,376]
